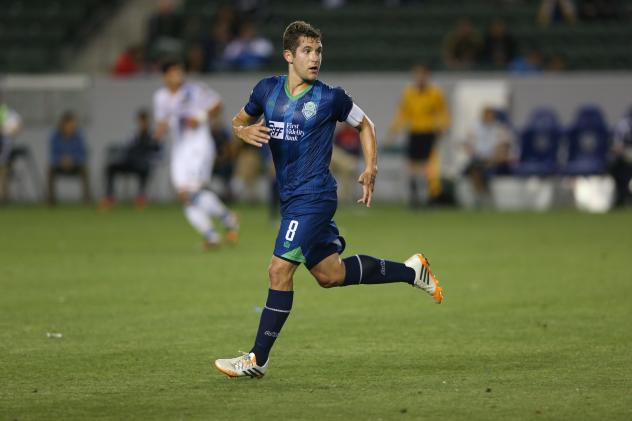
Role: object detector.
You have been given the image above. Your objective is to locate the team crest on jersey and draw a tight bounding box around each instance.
[301,101,317,120]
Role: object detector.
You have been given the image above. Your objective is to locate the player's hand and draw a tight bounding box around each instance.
[357,167,377,208]
[236,120,270,148]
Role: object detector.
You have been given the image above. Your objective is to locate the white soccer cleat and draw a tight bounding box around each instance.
[405,253,443,304]
[214,352,268,379]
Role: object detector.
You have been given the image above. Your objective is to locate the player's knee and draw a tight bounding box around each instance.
[268,262,292,289]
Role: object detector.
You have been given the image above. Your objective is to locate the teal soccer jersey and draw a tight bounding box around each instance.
[244,75,353,202]
[244,75,354,267]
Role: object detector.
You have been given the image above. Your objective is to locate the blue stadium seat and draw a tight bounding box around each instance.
[562,105,610,175]
[514,108,563,176]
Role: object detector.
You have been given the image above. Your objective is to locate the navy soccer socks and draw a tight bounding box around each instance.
[342,254,415,286]
[251,289,293,365]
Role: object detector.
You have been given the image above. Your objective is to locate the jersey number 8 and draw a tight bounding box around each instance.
[285,220,299,242]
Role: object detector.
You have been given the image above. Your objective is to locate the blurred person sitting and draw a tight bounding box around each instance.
[386,64,449,208]
[609,107,632,207]
[442,18,482,70]
[47,111,91,205]
[221,21,273,71]
[481,19,517,69]
[463,106,514,205]
[537,0,577,26]
[100,110,161,210]
[0,99,22,203]
[332,123,361,204]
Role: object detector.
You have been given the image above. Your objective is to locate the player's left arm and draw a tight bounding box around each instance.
[347,103,378,207]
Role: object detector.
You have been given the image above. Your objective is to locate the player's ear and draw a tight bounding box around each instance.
[283,49,294,64]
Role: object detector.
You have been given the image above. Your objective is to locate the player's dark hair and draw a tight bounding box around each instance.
[283,21,321,55]
[161,59,183,74]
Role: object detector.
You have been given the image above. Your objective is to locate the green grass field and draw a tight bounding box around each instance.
[1,205,631,420]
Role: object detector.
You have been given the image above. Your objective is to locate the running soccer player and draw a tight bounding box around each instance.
[214,21,443,379]
[153,61,239,249]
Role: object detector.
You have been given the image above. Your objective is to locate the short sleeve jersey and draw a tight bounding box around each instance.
[153,82,220,140]
[244,75,353,201]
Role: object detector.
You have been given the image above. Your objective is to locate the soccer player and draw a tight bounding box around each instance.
[153,61,238,249]
[214,21,443,379]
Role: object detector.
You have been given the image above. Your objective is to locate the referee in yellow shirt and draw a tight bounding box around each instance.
[387,65,449,207]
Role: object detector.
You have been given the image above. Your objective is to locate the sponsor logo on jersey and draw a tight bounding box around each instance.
[268,120,304,141]
[268,121,285,139]
[301,101,317,120]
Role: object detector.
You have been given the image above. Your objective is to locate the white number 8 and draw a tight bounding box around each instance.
[285,220,299,241]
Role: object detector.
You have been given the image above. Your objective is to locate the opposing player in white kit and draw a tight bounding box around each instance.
[153,61,239,249]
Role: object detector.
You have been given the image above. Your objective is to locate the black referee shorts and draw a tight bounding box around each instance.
[407,132,437,163]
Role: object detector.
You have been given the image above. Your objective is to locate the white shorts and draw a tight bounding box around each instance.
[170,132,215,192]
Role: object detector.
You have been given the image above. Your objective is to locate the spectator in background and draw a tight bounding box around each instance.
[100,110,161,210]
[537,0,577,26]
[509,48,544,74]
[386,65,449,208]
[481,19,517,69]
[146,0,184,63]
[221,21,273,70]
[546,53,568,72]
[185,43,208,74]
[47,112,91,205]
[0,98,22,203]
[463,106,514,206]
[112,45,145,77]
[202,20,234,72]
[442,18,482,70]
[331,124,361,204]
[610,107,632,207]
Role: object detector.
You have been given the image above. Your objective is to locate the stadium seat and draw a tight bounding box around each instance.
[514,108,563,176]
[562,105,610,175]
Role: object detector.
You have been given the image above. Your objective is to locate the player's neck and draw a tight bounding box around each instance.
[285,72,313,97]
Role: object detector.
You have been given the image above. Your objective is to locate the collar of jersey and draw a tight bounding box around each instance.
[283,76,314,101]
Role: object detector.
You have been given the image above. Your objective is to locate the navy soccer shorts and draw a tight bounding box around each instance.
[273,191,346,269]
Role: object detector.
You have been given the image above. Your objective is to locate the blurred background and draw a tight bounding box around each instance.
[1,0,632,212]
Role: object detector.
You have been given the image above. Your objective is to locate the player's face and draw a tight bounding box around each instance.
[164,66,185,90]
[288,36,322,82]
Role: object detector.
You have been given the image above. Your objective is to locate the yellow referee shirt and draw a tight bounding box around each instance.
[390,84,449,134]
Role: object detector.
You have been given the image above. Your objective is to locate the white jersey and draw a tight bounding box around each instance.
[153,81,220,143]
[153,82,221,192]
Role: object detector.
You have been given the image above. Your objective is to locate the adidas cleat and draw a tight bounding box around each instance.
[405,253,443,304]
[214,352,268,379]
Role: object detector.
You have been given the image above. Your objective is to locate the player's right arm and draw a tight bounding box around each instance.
[231,108,270,148]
